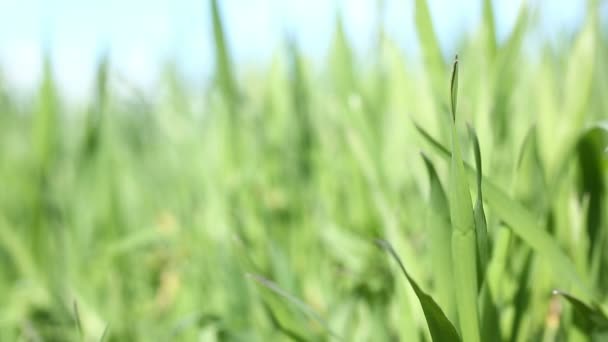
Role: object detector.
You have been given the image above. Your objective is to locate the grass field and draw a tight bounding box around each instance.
[1,0,608,340]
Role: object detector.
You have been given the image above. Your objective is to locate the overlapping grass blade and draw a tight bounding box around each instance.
[447,56,481,342]
[210,0,239,161]
[247,273,342,340]
[261,300,310,342]
[414,123,595,303]
[376,240,460,342]
[421,153,456,322]
[449,56,458,122]
[466,124,499,341]
[509,251,533,341]
[479,283,500,342]
[31,54,59,265]
[329,15,356,98]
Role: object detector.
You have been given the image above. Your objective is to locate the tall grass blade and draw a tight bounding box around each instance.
[210,0,237,106]
[575,123,607,281]
[421,153,456,322]
[509,251,532,341]
[467,124,490,287]
[447,57,481,342]
[492,3,529,140]
[466,124,499,341]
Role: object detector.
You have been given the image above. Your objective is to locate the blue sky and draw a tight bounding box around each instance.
[0,0,587,99]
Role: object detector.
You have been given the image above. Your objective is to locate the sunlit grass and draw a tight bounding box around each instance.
[0,0,607,340]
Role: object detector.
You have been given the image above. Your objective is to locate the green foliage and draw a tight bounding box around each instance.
[0,0,607,340]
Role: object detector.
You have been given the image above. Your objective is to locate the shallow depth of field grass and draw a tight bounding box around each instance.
[2,0,608,340]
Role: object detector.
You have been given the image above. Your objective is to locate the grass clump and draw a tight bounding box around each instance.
[0,0,608,340]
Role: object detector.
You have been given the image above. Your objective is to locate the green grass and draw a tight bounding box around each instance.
[1,0,608,340]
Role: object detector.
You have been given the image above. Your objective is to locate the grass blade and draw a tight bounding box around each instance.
[466,124,499,341]
[575,123,607,283]
[447,57,481,342]
[261,300,310,342]
[376,240,460,342]
[509,251,533,341]
[329,14,356,98]
[414,123,595,303]
[553,290,608,331]
[482,0,497,59]
[514,126,547,212]
[450,55,458,122]
[547,11,596,178]
[467,124,490,287]
[421,153,456,322]
[414,0,444,82]
[479,283,501,342]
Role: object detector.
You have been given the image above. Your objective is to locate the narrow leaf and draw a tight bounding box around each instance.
[479,283,501,342]
[421,153,456,322]
[483,0,497,59]
[447,56,480,342]
[262,300,311,342]
[576,123,607,270]
[553,290,608,331]
[414,0,444,78]
[376,240,461,342]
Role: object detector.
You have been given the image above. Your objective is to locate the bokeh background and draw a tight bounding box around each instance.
[1,0,608,341]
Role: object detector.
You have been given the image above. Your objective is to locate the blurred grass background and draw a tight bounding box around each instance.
[1,0,608,340]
